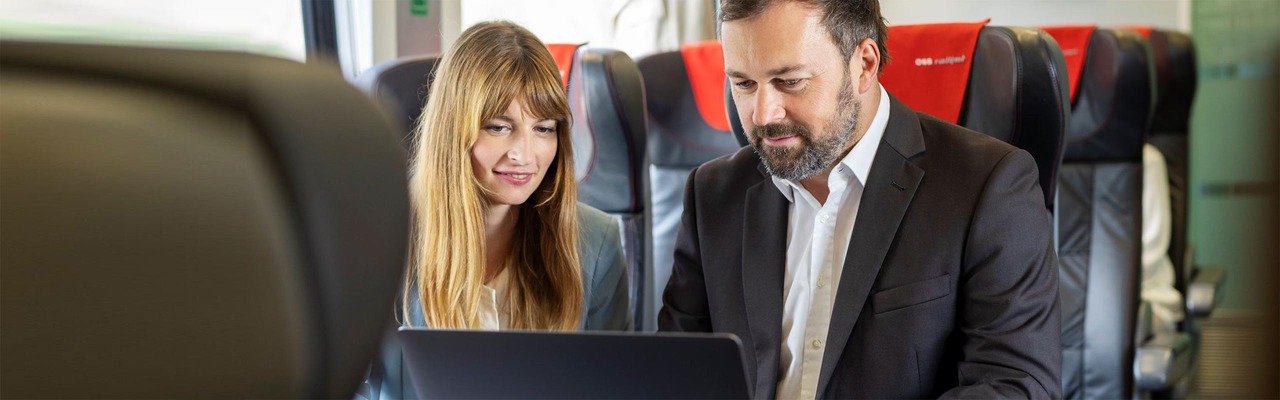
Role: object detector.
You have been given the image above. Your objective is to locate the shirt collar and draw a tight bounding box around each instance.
[771,83,891,202]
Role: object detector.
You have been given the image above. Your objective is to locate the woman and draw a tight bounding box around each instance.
[370,20,632,399]
[404,21,633,331]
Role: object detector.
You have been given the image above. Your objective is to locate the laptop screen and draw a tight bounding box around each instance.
[396,329,750,399]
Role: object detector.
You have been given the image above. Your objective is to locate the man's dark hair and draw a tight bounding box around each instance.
[719,0,890,71]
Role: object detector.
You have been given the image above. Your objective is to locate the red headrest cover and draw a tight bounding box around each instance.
[880,20,989,123]
[680,40,730,131]
[1041,25,1097,101]
[546,43,584,90]
[1125,25,1155,39]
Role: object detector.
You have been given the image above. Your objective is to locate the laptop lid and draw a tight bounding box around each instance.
[396,328,750,399]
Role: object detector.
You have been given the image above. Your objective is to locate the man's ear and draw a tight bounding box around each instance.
[851,38,880,94]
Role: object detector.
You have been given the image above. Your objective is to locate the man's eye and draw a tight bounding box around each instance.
[780,79,801,87]
[734,80,756,90]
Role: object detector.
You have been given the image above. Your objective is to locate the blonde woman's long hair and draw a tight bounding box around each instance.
[405,20,582,330]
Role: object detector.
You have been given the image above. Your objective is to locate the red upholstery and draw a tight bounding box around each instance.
[880,20,988,123]
[1125,25,1155,39]
[1041,25,1097,101]
[546,43,583,89]
[680,40,730,131]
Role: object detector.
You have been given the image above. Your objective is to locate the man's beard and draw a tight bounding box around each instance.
[749,69,861,182]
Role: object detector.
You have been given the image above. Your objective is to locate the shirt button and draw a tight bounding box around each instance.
[812,339,823,349]
[817,278,826,288]
[820,213,831,224]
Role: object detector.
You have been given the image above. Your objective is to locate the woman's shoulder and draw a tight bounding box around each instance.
[575,203,622,269]
[576,202,619,239]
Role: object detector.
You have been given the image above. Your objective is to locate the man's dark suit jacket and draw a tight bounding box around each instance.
[659,94,1062,399]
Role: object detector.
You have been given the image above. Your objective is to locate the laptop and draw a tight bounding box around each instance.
[396,328,751,399]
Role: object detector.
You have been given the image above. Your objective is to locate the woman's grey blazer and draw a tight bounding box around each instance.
[367,203,633,400]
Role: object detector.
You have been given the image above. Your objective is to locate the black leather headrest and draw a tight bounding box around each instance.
[960,26,1069,210]
[726,26,1069,210]
[354,54,442,150]
[1,40,408,398]
[1148,30,1196,136]
[566,46,649,214]
[1063,28,1153,162]
[637,48,741,168]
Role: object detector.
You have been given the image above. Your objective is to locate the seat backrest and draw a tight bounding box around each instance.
[636,40,741,330]
[554,44,650,329]
[880,23,1070,212]
[354,55,443,151]
[1143,29,1197,292]
[0,41,409,398]
[1044,26,1152,400]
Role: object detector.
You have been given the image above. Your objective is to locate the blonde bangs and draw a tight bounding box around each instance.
[476,56,570,130]
[406,20,583,331]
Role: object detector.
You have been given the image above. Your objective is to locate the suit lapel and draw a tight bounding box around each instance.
[742,168,788,399]
[816,95,927,397]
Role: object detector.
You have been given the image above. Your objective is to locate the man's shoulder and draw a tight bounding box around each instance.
[915,112,1018,156]
[911,111,1023,174]
[690,146,768,193]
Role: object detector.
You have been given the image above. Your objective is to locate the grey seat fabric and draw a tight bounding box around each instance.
[1055,28,1152,400]
[0,41,409,398]
[636,44,741,330]
[564,46,650,330]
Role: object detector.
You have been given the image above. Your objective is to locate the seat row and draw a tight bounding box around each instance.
[352,22,1224,399]
[0,22,1223,399]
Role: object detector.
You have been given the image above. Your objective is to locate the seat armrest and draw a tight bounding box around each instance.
[1135,332,1193,391]
[1187,265,1225,318]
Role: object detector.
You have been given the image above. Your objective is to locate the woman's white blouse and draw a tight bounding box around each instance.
[478,268,512,330]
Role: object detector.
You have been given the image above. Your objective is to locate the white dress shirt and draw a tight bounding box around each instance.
[478,268,513,330]
[774,84,890,400]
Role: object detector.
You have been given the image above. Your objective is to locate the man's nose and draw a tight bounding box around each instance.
[751,88,786,126]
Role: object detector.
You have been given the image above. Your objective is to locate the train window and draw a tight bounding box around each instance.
[459,0,715,60]
[0,0,305,61]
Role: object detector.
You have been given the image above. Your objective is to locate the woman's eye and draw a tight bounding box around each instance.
[535,126,557,135]
[484,124,512,134]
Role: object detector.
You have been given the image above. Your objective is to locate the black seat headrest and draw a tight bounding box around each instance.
[1,40,408,398]
[355,54,442,150]
[1063,28,1153,162]
[960,26,1069,210]
[638,41,742,168]
[562,46,649,214]
[1148,30,1197,136]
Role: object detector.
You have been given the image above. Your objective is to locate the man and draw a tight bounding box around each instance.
[657,0,1062,398]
